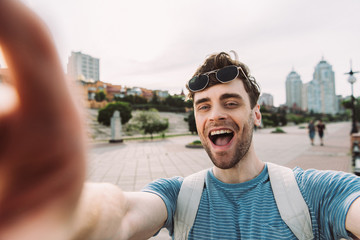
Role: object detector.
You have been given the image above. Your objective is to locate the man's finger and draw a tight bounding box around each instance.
[0,0,71,114]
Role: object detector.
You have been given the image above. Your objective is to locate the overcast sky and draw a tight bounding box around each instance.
[1,0,360,106]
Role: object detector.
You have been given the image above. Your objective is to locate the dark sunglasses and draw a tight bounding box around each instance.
[187,65,250,92]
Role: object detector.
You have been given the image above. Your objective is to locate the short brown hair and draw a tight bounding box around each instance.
[186,52,261,108]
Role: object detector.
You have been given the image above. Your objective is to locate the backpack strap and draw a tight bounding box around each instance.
[173,169,208,240]
[267,162,314,240]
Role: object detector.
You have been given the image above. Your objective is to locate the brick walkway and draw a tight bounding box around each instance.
[285,122,351,172]
[254,122,352,172]
[87,121,353,239]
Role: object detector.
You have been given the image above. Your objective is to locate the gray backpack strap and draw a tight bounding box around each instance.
[267,162,314,240]
[173,169,208,240]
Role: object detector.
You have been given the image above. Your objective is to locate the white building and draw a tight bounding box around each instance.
[285,69,303,109]
[127,87,142,96]
[306,79,321,113]
[336,95,345,113]
[258,93,274,106]
[301,83,309,111]
[307,58,337,114]
[67,51,100,82]
[154,90,169,99]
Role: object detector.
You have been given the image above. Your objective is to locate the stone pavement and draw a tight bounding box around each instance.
[86,121,353,239]
[254,121,352,172]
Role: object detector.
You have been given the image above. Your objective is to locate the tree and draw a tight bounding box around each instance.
[186,110,197,134]
[114,95,148,104]
[95,90,106,102]
[150,93,160,105]
[342,97,360,121]
[163,95,186,108]
[128,109,169,139]
[342,99,353,109]
[185,99,193,109]
[97,102,132,126]
[134,95,148,104]
[278,114,287,126]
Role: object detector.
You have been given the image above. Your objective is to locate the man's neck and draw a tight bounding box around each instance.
[212,149,265,184]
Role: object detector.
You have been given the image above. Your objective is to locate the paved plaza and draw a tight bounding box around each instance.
[86,121,353,239]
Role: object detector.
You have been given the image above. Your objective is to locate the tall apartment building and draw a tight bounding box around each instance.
[306,79,321,113]
[285,69,303,109]
[301,82,309,111]
[67,51,100,82]
[306,58,337,114]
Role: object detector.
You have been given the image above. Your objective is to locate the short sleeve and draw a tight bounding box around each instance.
[294,168,360,239]
[142,176,184,235]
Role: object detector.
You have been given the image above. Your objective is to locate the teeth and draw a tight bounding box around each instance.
[210,129,233,136]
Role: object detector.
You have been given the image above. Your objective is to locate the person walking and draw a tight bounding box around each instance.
[308,120,316,145]
[316,119,326,146]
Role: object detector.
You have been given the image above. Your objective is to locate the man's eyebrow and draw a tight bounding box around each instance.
[195,97,210,106]
[219,93,244,101]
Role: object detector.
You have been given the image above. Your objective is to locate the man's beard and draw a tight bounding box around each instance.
[202,114,254,169]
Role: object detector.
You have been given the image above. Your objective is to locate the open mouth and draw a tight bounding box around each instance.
[209,129,234,146]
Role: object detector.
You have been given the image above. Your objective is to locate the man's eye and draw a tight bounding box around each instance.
[198,105,210,111]
[225,102,238,107]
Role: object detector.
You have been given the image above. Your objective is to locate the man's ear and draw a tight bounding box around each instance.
[253,104,261,126]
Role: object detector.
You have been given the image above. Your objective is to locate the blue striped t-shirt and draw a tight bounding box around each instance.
[142,164,360,239]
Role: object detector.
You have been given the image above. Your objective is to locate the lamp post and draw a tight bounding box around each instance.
[345,61,359,134]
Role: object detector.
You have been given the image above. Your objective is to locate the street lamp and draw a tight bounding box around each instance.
[345,61,359,134]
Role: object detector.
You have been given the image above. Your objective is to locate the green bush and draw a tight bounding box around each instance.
[143,119,168,138]
[97,101,132,126]
[95,90,106,102]
[186,139,203,148]
[261,118,274,128]
[127,109,169,139]
[132,104,185,113]
[114,95,148,104]
[286,113,307,125]
[271,127,286,134]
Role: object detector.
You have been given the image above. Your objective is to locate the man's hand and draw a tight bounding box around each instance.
[0,0,86,239]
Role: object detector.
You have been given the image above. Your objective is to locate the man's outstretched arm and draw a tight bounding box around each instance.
[71,183,167,240]
[0,1,168,239]
[346,197,360,238]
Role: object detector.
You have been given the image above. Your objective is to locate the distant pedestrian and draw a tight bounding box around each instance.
[316,119,326,146]
[308,120,315,145]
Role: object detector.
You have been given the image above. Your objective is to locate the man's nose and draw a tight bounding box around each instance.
[209,106,227,122]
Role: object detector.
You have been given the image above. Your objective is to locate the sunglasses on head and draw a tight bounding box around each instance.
[187,65,251,92]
